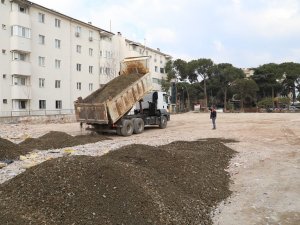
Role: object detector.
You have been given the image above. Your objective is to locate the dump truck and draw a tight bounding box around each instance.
[74,56,170,136]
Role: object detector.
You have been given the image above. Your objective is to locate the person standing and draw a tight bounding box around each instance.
[209,106,217,129]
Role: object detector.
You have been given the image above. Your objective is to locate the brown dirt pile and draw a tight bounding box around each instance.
[82,73,144,103]
[122,61,149,75]
[0,131,110,161]
[0,139,236,225]
[0,138,24,161]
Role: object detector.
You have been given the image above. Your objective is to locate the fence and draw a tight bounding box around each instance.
[0,109,75,117]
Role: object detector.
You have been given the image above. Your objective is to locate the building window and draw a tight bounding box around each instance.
[55,39,61,48]
[19,6,27,13]
[19,100,26,109]
[3,99,7,104]
[76,45,81,53]
[38,56,45,66]
[100,50,102,57]
[89,66,93,74]
[105,67,110,75]
[2,24,6,30]
[12,52,27,61]
[55,100,62,109]
[1,0,5,4]
[75,26,81,37]
[160,68,165,73]
[38,34,45,45]
[89,48,93,56]
[11,25,31,38]
[155,66,158,72]
[38,13,45,23]
[55,59,61,69]
[105,51,111,58]
[12,100,27,109]
[76,82,81,90]
[39,78,45,88]
[39,100,46,109]
[76,63,81,71]
[55,80,61,88]
[13,76,26,85]
[89,83,93,91]
[152,78,161,84]
[89,31,93,41]
[55,18,61,28]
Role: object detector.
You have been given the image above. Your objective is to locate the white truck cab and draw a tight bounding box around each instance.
[136,91,169,112]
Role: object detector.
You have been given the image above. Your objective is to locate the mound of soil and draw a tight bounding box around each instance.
[0,138,25,161]
[0,139,236,225]
[0,131,110,161]
[82,73,144,103]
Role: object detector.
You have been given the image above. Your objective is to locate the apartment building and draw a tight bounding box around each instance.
[0,0,171,117]
[114,34,171,91]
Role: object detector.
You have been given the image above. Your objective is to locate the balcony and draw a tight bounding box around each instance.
[10,36,31,52]
[11,61,31,76]
[11,85,31,100]
[10,11,31,28]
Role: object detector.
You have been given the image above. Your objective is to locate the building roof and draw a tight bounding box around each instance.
[125,38,172,59]
[12,0,114,36]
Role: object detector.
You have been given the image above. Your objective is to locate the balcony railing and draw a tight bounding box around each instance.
[11,60,31,76]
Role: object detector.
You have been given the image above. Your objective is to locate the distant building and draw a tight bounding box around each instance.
[0,0,171,117]
[242,68,254,78]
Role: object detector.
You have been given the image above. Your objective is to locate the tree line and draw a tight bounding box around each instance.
[162,59,300,111]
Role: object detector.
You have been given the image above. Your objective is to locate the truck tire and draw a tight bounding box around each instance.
[133,118,144,134]
[159,116,168,129]
[116,127,122,136]
[120,119,134,136]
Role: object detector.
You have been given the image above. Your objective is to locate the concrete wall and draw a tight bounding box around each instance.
[0,114,76,124]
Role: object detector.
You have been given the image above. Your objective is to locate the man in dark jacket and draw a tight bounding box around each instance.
[209,106,217,129]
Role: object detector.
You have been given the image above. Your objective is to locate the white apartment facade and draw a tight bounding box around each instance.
[0,0,171,117]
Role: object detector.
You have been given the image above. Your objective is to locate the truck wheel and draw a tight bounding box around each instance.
[159,116,167,129]
[116,127,122,135]
[133,118,144,134]
[120,119,134,136]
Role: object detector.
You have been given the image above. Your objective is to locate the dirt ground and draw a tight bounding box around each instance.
[0,112,300,224]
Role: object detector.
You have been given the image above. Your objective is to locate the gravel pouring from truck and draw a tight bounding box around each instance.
[74,56,170,136]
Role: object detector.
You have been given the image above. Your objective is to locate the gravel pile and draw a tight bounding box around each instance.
[82,73,144,103]
[0,131,110,161]
[0,138,25,161]
[19,131,110,151]
[0,139,236,225]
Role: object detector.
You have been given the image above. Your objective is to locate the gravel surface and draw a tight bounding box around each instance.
[0,139,236,225]
[0,112,299,225]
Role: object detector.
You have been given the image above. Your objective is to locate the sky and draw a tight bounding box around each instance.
[30,0,300,68]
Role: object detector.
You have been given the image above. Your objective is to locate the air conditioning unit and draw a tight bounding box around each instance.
[75,32,80,37]
[89,37,93,41]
